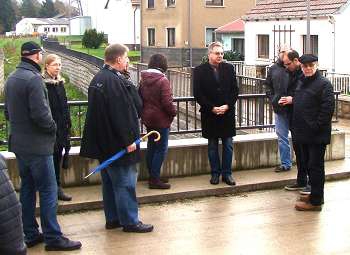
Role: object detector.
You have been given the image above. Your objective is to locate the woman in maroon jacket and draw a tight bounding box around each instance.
[139,54,176,189]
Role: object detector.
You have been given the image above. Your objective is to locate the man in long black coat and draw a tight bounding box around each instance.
[292,54,335,211]
[193,42,239,186]
[80,44,153,232]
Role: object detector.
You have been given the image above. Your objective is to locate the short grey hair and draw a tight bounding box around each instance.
[208,41,223,54]
[105,44,129,64]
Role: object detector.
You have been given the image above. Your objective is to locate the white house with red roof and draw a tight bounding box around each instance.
[242,0,350,73]
[215,19,245,57]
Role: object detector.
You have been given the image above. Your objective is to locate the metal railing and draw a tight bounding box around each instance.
[0,92,340,147]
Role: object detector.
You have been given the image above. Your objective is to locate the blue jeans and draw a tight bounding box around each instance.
[207,137,233,177]
[275,112,292,168]
[100,164,139,226]
[15,153,62,245]
[146,128,169,179]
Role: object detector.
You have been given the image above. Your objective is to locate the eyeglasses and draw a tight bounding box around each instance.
[48,63,61,67]
[301,63,316,68]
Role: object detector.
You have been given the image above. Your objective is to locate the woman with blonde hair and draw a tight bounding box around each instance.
[43,54,72,201]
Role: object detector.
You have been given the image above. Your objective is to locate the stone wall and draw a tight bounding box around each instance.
[2,131,345,189]
[0,49,4,95]
[142,47,207,67]
[46,50,99,95]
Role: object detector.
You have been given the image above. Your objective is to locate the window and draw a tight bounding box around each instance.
[52,27,58,33]
[302,35,318,56]
[205,28,216,47]
[258,34,269,59]
[232,38,244,55]
[148,0,154,8]
[167,28,175,47]
[206,0,224,6]
[44,27,50,32]
[167,0,176,7]
[148,28,155,46]
[61,27,66,33]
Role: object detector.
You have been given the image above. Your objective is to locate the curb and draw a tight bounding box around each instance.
[53,170,350,214]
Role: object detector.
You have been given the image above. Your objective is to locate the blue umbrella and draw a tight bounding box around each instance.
[84,130,161,179]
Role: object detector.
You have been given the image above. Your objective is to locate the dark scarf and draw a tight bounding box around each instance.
[21,57,41,72]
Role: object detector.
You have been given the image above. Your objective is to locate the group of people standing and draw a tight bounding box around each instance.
[0,39,335,254]
[266,46,335,211]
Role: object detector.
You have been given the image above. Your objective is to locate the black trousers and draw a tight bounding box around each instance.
[299,144,327,205]
[53,145,64,187]
[293,142,309,186]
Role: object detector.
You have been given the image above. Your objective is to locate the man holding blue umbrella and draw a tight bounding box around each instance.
[80,44,153,233]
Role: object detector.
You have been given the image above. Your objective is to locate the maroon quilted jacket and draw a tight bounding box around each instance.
[139,70,176,128]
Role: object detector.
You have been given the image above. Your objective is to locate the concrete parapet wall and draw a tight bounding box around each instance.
[1,131,345,190]
[0,49,4,95]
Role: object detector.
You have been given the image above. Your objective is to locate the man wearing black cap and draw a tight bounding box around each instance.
[4,41,82,251]
[292,54,335,211]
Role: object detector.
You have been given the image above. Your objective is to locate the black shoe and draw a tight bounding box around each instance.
[210,175,220,185]
[160,177,169,183]
[105,220,122,230]
[123,222,154,233]
[45,236,82,251]
[284,183,306,191]
[149,178,171,189]
[275,165,291,173]
[222,175,236,186]
[58,187,72,201]
[25,233,44,248]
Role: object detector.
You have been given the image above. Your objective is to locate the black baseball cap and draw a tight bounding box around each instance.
[21,41,44,56]
[299,54,318,64]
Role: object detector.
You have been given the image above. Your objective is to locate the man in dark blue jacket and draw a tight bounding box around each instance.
[80,44,153,233]
[4,41,81,251]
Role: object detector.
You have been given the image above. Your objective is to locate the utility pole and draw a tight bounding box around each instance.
[306,0,311,53]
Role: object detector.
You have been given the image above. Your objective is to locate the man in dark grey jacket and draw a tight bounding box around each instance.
[0,154,27,255]
[4,41,81,251]
[265,46,292,172]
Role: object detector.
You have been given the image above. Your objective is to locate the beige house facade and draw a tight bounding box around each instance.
[141,0,256,66]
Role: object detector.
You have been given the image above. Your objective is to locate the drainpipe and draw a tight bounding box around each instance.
[133,6,137,49]
[306,0,311,53]
[328,15,336,72]
[188,0,193,67]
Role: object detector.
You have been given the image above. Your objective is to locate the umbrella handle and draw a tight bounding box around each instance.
[140,130,161,142]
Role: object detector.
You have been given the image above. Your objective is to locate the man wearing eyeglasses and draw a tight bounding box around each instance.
[4,41,82,251]
[193,42,239,186]
[280,50,311,196]
[265,45,293,173]
[292,54,335,211]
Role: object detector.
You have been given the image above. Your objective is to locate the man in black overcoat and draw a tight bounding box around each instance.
[193,42,239,186]
[80,44,153,232]
[292,54,335,211]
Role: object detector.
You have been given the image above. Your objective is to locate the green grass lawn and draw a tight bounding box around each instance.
[0,37,40,79]
[70,44,140,60]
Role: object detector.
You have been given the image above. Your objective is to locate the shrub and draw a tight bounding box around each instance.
[82,29,105,49]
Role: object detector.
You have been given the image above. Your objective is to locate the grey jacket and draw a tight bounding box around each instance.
[5,58,56,155]
[0,155,27,255]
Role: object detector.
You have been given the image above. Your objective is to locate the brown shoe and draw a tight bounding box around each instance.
[149,178,171,189]
[298,194,310,203]
[295,201,322,211]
